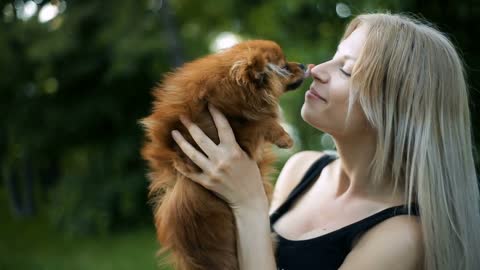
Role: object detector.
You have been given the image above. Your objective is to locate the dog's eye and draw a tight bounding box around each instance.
[282,65,290,71]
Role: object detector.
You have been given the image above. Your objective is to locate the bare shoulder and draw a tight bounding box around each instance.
[269,150,325,214]
[339,215,424,270]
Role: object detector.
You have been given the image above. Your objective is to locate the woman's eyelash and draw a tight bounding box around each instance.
[339,68,351,77]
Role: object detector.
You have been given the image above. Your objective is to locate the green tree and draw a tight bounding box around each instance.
[1,0,478,235]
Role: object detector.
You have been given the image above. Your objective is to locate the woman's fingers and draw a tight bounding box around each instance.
[171,130,212,172]
[179,115,218,157]
[173,162,212,189]
[173,162,230,203]
[208,104,237,146]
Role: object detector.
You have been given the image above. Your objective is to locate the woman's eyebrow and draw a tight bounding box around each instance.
[343,54,357,61]
[336,45,357,61]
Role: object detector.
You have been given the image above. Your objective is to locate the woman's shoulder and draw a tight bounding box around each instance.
[339,215,423,270]
[269,150,326,213]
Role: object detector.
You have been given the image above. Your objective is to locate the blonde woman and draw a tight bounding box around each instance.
[171,12,480,270]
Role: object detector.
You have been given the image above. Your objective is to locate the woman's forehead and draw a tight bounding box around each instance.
[338,25,369,59]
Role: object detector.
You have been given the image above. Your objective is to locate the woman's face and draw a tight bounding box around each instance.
[301,25,372,139]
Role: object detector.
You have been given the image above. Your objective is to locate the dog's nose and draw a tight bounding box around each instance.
[299,63,305,71]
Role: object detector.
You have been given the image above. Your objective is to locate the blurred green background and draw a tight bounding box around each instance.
[1,0,479,269]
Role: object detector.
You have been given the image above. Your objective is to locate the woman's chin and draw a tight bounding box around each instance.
[301,108,318,128]
[301,103,320,121]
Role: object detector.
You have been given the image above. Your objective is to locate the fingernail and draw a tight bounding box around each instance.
[171,130,179,137]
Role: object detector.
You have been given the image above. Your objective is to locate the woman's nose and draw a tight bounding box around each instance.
[310,64,330,83]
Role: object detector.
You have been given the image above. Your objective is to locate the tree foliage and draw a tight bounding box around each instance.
[1,0,478,234]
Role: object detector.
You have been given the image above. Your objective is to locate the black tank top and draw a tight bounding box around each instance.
[269,154,419,270]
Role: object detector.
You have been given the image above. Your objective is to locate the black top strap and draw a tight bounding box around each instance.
[341,203,419,240]
[270,154,337,226]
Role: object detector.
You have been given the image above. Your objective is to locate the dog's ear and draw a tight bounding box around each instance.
[230,51,267,87]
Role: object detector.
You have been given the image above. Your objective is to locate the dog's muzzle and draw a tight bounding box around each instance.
[286,78,304,91]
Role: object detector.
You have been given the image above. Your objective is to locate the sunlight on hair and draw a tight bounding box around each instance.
[210,32,242,52]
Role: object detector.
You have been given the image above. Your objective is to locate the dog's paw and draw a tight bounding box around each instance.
[274,135,294,149]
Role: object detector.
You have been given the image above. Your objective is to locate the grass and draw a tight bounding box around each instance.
[0,190,172,270]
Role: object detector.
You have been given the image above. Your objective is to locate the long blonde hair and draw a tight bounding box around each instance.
[343,13,480,270]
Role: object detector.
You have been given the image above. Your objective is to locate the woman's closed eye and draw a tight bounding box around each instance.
[339,68,352,77]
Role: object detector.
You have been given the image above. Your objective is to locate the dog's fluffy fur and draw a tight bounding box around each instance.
[141,40,305,270]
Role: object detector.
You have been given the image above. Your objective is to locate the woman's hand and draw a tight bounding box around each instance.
[171,104,269,214]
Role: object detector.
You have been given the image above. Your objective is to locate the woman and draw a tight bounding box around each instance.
[171,13,480,270]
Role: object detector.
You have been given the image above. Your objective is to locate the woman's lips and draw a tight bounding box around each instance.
[307,88,327,102]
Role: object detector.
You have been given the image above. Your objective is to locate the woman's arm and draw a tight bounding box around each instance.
[171,104,277,270]
[234,207,276,270]
[338,215,423,270]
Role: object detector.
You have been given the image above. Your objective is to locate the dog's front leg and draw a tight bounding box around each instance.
[264,122,294,149]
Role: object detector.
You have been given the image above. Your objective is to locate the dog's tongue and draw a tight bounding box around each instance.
[304,70,310,79]
[304,64,315,78]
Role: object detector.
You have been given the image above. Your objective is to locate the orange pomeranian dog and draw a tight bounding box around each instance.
[141,40,305,270]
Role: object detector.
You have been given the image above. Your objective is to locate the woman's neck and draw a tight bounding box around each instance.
[331,132,404,204]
